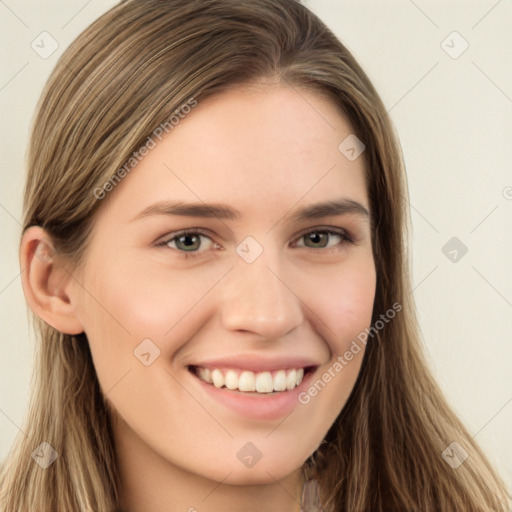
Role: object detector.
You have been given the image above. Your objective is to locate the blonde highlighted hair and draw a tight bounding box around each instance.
[1,0,510,510]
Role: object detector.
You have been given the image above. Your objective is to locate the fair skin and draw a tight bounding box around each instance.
[21,85,376,512]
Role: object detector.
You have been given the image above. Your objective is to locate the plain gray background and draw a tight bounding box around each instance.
[0,0,511,490]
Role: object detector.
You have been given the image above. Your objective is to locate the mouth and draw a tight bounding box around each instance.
[187,365,316,395]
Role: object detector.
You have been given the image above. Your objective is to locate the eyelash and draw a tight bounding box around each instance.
[156,227,355,259]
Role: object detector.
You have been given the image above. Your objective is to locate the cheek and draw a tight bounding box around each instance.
[76,255,229,384]
[82,254,224,336]
[294,258,375,434]
[293,253,376,352]
[331,264,376,352]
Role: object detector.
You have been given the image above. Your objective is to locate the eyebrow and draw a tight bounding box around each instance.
[132,198,370,223]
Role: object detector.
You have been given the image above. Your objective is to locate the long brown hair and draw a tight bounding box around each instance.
[1,0,509,510]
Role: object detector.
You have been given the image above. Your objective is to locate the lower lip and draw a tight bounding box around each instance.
[188,368,316,421]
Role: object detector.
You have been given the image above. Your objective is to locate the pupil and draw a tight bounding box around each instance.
[179,235,199,250]
[308,232,326,247]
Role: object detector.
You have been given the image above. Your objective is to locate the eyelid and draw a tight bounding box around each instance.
[156,228,217,248]
[155,225,355,257]
[290,225,354,247]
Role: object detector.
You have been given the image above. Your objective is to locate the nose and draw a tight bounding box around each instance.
[219,251,304,340]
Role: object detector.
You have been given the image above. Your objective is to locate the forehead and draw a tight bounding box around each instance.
[98,85,369,225]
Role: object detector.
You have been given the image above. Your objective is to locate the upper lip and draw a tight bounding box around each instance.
[188,355,320,373]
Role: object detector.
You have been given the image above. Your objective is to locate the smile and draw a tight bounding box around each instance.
[186,359,318,420]
[191,366,306,393]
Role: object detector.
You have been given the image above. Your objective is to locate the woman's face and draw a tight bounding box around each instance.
[69,85,376,486]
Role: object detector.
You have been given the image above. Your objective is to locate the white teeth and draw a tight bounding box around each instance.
[286,369,297,390]
[238,371,256,392]
[273,370,287,392]
[211,369,224,388]
[198,367,212,384]
[195,366,306,393]
[224,370,238,390]
[255,371,274,393]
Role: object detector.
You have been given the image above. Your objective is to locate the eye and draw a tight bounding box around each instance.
[156,226,355,259]
[157,229,220,256]
[292,228,354,251]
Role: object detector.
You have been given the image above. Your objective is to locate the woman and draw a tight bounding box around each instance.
[0,0,509,510]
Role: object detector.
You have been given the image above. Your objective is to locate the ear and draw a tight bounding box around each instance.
[20,226,84,335]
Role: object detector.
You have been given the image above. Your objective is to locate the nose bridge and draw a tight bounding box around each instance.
[220,247,304,338]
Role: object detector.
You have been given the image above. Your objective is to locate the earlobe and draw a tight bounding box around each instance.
[20,226,84,335]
